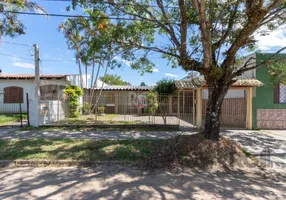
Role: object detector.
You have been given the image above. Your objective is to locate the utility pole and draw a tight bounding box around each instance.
[30,44,40,127]
[34,44,40,97]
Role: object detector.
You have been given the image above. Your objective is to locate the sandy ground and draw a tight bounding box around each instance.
[0,166,285,200]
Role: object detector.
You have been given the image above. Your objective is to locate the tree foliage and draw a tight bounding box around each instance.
[0,0,46,38]
[269,63,286,85]
[100,74,130,85]
[153,78,175,95]
[64,85,83,118]
[70,0,286,140]
[140,82,147,86]
[146,91,158,115]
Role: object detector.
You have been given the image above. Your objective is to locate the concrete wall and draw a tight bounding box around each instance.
[202,89,245,99]
[0,79,35,113]
[66,74,90,88]
[253,53,286,129]
[39,100,69,125]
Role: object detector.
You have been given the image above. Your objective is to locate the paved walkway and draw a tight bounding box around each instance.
[0,166,285,200]
[222,130,286,170]
[0,127,195,140]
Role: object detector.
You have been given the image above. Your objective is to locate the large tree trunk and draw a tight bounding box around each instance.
[204,82,230,141]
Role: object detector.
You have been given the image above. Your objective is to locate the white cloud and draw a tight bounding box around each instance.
[113,56,132,67]
[255,29,286,51]
[13,62,34,69]
[152,68,159,72]
[165,73,178,78]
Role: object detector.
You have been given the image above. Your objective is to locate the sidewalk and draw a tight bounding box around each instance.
[0,127,196,140]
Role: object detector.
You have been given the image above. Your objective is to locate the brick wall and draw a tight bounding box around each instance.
[257,109,286,129]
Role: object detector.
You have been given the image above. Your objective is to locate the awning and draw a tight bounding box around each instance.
[175,77,263,89]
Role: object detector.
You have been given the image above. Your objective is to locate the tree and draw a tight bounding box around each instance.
[60,9,126,115]
[72,0,286,140]
[64,85,83,118]
[100,74,130,85]
[153,78,175,95]
[140,82,147,86]
[153,78,175,124]
[59,20,85,89]
[0,0,46,38]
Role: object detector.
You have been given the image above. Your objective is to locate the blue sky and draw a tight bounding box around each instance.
[0,0,188,86]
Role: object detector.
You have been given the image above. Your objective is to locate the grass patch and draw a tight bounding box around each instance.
[0,114,27,125]
[52,114,145,125]
[0,139,162,161]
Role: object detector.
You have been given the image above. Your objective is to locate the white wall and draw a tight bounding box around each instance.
[39,100,69,125]
[0,79,35,113]
[202,89,245,99]
[66,74,90,88]
[236,53,256,79]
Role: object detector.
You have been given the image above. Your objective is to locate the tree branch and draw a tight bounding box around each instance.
[212,1,240,52]
[234,46,286,77]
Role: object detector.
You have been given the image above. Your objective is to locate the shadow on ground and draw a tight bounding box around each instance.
[0,128,195,140]
[0,166,285,200]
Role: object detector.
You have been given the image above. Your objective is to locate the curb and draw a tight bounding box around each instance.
[0,160,136,168]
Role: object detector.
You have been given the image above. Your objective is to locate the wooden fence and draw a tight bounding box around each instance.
[202,98,246,128]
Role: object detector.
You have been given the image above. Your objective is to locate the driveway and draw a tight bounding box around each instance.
[222,130,286,170]
[0,166,285,200]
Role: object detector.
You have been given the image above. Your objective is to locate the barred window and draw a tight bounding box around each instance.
[274,84,286,104]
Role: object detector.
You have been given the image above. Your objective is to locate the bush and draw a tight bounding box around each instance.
[97,105,105,114]
[81,102,91,115]
[64,85,83,118]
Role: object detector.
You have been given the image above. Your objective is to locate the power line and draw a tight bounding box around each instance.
[1,41,31,47]
[41,59,75,62]
[0,52,34,60]
[40,0,179,9]
[2,10,180,24]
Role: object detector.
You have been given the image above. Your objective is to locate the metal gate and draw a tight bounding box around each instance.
[202,97,246,128]
[176,91,196,128]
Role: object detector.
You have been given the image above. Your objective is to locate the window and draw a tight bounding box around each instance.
[4,86,23,103]
[274,84,286,104]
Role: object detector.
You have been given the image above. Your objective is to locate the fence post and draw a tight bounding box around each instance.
[193,90,196,127]
[26,93,30,125]
[19,102,23,127]
[196,88,203,129]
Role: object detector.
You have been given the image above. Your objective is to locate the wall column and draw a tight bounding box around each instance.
[168,95,172,114]
[196,88,203,129]
[115,92,119,114]
[246,87,253,129]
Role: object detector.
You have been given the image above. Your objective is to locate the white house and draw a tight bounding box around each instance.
[0,73,89,125]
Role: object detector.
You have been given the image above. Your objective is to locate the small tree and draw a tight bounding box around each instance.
[64,85,83,118]
[146,91,158,123]
[153,78,176,95]
[153,78,175,124]
[140,82,147,86]
[100,74,130,85]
